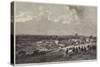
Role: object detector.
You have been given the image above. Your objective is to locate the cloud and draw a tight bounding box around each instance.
[16,11,33,22]
[15,2,97,36]
[16,16,33,22]
[47,6,80,24]
[16,5,80,24]
[16,9,44,22]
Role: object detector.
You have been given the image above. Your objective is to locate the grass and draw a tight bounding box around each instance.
[16,48,96,64]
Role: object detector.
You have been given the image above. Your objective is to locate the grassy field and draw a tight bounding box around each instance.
[16,35,96,64]
[16,47,96,64]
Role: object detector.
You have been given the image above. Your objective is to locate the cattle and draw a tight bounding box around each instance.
[58,43,96,57]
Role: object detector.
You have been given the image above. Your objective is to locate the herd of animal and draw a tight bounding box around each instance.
[17,42,96,58]
[57,43,96,57]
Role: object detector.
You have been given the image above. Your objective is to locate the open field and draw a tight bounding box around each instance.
[16,35,96,64]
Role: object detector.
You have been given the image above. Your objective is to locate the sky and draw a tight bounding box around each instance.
[15,2,97,36]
